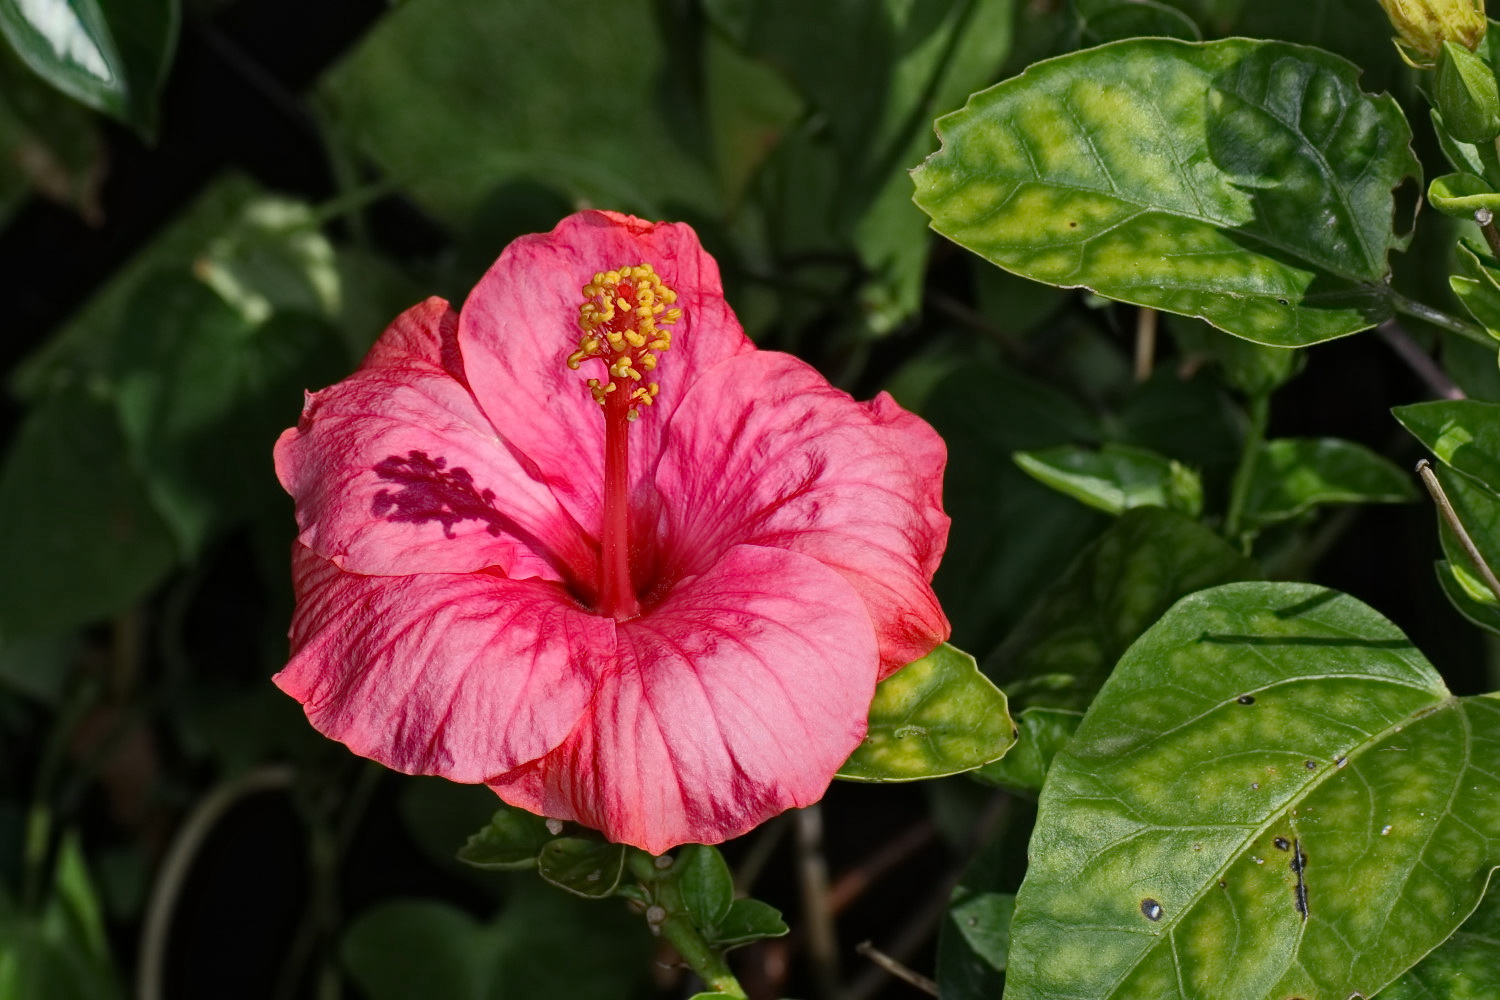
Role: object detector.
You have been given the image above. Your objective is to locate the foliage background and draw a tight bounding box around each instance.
[0,0,1495,998]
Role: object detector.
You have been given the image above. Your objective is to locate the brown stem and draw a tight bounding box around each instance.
[1417,459,1500,598]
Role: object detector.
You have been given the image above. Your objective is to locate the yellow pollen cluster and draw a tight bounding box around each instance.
[565,262,682,417]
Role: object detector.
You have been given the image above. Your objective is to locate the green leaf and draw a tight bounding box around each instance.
[0,386,176,637]
[923,361,1107,653]
[1013,443,1202,517]
[711,898,789,948]
[950,889,1014,972]
[536,838,625,899]
[195,197,341,325]
[456,807,557,872]
[1449,240,1500,336]
[1076,0,1200,44]
[343,884,652,1000]
[0,832,122,1000]
[913,38,1419,346]
[991,506,1258,713]
[1436,558,1500,635]
[1166,315,1303,397]
[838,644,1016,782]
[0,0,178,136]
[1395,399,1500,491]
[972,707,1083,796]
[1380,878,1500,999]
[1424,465,1500,624]
[1004,582,1500,1000]
[675,845,734,932]
[110,275,347,556]
[1241,437,1416,528]
[1429,172,1500,218]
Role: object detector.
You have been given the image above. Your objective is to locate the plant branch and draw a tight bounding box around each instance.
[1376,320,1465,400]
[796,805,842,1000]
[1416,460,1500,598]
[1390,291,1492,347]
[1134,306,1158,383]
[627,850,748,999]
[1224,393,1270,545]
[854,942,937,997]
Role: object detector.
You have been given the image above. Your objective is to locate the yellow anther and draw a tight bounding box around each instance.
[566,261,681,415]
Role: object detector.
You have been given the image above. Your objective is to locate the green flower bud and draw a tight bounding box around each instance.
[1436,40,1500,142]
[1378,0,1487,67]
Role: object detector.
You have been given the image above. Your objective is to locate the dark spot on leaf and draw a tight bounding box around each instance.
[1251,782,1259,790]
[1140,898,1163,921]
[1068,220,1078,228]
[1217,880,1227,889]
[1237,695,1255,705]
[1305,760,1318,769]
[1274,837,1290,851]
[1277,298,1289,305]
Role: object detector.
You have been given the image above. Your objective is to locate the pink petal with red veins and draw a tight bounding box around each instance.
[654,351,950,676]
[486,544,878,854]
[274,298,596,584]
[277,545,605,782]
[457,211,753,535]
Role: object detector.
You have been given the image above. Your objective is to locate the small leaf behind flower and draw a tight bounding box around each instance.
[838,644,1015,782]
[1014,443,1202,517]
[536,839,625,899]
[711,898,789,948]
[456,807,556,871]
[676,844,734,931]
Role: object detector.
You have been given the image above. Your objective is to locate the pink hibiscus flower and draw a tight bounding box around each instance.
[273,210,949,853]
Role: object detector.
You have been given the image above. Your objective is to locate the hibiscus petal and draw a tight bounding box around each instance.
[457,211,753,535]
[274,298,595,584]
[654,351,950,675]
[486,544,878,854]
[277,545,605,782]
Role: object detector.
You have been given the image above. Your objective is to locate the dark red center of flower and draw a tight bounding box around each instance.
[565,264,682,621]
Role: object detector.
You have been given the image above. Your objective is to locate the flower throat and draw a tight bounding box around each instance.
[566,264,682,620]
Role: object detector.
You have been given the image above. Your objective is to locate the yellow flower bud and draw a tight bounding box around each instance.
[1378,0,1487,67]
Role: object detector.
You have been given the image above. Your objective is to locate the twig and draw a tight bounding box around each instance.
[796,805,842,999]
[1390,291,1492,347]
[137,765,297,1000]
[1477,208,1500,260]
[854,942,937,997]
[1376,320,1464,400]
[1416,460,1500,598]
[1134,306,1157,383]
[827,820,937,915]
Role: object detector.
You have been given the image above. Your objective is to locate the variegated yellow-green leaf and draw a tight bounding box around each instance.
[914,38,1419,346]
[1004,583,1500,1000]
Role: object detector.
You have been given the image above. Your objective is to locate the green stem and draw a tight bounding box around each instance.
[1224,393,1269,547]
[627,851,747,998]
[1389,291,1492,347]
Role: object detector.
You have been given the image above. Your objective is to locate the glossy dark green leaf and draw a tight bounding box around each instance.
[1436,41,1500,145]
[536,838,625,899]
[1396,399,1500,492]
[914,38,1419,346]
[950,889,1014,972]
[711,898,789,947]
[1241,437,1416,528]
[838,644,1016,782]
[0,386,176,637]
[0,0,178,135]
[991,506,1258,713]
[1380,878,1500,999]
[972,707,1083,796]
[676,844,734,932]
[1014,443,1202,517]
[456,806,557,872]
[1005,582,1500,1000]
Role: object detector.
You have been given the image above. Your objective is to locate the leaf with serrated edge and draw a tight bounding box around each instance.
[838,644,1015,782]
[914,38,1419,346]
[1004,582,1500,1000]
